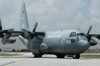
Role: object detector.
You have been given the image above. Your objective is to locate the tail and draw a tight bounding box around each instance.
[19,2,32,47]
[20,2,29,31]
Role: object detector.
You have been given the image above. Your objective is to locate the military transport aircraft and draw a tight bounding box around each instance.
[0,2,100,59]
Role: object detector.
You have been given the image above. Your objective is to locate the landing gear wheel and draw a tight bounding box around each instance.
[34,54,42,58]
[72,54,80,59]
[56,55,65,58]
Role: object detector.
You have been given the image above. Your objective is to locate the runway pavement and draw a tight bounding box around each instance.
[0,52,100,66]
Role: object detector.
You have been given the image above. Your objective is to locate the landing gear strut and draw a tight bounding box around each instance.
[72,54,80,59]
[56,55,65,58]
[34,54,42,58]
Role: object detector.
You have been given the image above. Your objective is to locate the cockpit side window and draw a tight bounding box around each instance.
[77,33,80,36]
[70,32,76,37]
[77,33,85,36]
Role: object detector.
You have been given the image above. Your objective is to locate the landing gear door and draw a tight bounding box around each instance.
[69,32,77,44]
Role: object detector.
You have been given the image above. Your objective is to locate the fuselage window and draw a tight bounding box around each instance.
[65,40,71,44]
[71,39,75,43]
[70,32,76,37]
[65,39,75,44]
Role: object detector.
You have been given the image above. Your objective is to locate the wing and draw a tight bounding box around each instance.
[10,31,24,36]
[89,34,100,39]
[9,30,45,39]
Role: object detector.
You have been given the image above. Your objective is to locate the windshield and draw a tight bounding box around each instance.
[70,32,76,37]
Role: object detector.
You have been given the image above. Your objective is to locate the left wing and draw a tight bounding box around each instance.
[10,31,24,36]
[89,34,100,40]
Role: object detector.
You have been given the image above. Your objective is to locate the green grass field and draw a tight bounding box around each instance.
[81,55,100,58]
[0,53,23,56]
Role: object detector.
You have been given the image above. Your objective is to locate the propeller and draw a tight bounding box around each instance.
[87,26,92,35]
[33,22,38,32]
[86,26,92,42]
[0,19,2,31]
[0,19,14,38]
[22,22,45,40]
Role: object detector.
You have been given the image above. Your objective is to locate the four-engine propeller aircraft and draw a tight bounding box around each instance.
[0,2,100,59]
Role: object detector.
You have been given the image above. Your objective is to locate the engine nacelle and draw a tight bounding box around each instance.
[40,43,48,53]
[90,38,97,46]
[8,37,16,43]
[1,37,16,44]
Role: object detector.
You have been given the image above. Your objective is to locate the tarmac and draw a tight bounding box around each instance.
[0,52,100,66]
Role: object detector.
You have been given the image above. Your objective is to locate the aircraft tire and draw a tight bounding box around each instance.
[56,55,65,58]
[72,54,80,59]
[34,54,42,58]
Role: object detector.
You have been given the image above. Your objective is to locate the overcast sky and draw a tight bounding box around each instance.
[0,0,100,34]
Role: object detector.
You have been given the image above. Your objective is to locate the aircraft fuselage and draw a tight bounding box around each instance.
[30,30,90,55]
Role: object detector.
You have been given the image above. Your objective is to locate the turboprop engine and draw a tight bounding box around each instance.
[89,38,97,46]
[1,37,16,44]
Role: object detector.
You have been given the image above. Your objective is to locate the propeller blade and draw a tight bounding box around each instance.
[87,26,92,35]
[33,22,38,32]
[0,19,2,31]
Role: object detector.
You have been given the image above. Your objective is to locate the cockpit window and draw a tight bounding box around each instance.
[77,33,85,36]
[70,32,76,37]
[77,33,80,36]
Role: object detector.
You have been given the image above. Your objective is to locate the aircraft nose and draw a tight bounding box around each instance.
[78,40,90,51]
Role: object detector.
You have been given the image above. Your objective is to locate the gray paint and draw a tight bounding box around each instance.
[1,2,91,56]
[18,2,90,55]
[42,30,90,54]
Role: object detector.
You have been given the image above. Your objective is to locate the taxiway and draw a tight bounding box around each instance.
[0,52,100,66]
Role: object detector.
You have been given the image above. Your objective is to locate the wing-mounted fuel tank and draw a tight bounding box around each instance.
[90,38,97,46]
[1,37,16,44]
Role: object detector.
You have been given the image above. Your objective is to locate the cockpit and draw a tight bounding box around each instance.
[70,32,76,37]
[66,31,87,44]
[70,32,86,37]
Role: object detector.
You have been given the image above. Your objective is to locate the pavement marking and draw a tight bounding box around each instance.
[4,59,26,66]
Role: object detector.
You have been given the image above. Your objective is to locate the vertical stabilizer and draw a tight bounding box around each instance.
[20,2,29,30]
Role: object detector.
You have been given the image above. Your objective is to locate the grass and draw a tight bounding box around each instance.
[0,53,23,56]
[81,55,100,58]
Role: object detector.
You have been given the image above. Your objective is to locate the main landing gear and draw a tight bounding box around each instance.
[34,54,42,58]
[56,55,65,58]
[56,54,80,59]
[72,54,80,59]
